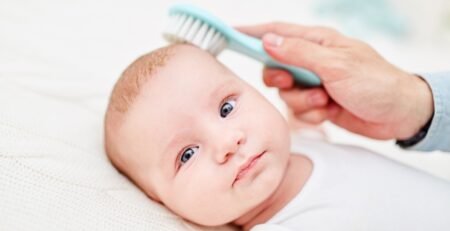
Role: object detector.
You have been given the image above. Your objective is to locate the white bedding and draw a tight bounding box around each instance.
[1,0,449,230]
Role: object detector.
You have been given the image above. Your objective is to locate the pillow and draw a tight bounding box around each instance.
[0,76,237,231]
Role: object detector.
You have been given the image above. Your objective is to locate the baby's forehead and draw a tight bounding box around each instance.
[138,45,234,98]
[128,44,239,136]
[165,44,225,70]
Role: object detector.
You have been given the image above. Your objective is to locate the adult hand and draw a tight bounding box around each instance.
[237,22,434,140]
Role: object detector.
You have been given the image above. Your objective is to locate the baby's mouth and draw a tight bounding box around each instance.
[233,151,266,186]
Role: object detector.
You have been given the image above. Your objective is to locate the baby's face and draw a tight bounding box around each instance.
[121,45,290,226]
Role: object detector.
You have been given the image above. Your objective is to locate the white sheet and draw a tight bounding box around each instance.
[1,1,449,230]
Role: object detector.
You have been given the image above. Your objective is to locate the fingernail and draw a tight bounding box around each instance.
[263,33,284,47]
[273,75,284,85]
[273,75,290,88]
[309,92,326,106]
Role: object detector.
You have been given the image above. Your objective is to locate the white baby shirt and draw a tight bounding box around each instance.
[252,138,450,231]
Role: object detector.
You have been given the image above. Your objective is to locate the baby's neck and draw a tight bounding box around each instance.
[232,153,313,231]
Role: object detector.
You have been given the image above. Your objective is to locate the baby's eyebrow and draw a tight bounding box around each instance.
[160,131,185,172]
[211,79,235,98]
[205,79,238,110]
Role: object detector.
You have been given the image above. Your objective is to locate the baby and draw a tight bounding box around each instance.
[104,44,450,231]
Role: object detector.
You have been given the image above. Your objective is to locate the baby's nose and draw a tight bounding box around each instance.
[214,130,246,164]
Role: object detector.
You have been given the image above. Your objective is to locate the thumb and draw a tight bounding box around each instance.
[262,33,335,81]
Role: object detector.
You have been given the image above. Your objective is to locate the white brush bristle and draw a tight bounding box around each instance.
[163,13,227,56]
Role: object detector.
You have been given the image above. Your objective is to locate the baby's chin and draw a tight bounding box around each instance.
[175,169,286,227]
[228,153,289,224]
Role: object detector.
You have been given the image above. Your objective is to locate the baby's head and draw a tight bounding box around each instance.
[104,44,291,226]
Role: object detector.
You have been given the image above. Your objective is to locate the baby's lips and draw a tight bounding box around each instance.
[233,151,266,185]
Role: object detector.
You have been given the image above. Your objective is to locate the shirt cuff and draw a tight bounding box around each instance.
[405,72,450,152]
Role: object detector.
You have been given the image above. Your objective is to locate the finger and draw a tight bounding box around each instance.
[279,88,329,113]
[262,67,294,89]
[327,104,393,140]
[236,22,349,46]
[236,22,312,38]
[263,33,337,78]
[293,108,328,124]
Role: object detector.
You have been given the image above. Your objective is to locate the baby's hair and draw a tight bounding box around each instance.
[108,45,174,113]
[104,45,174,189]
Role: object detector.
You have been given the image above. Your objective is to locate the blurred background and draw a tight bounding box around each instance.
[1,0,450,179]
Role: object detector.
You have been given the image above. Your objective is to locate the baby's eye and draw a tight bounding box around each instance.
[220,98,236,118]
[180,146,199,165]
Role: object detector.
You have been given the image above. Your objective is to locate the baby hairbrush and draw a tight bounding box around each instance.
[163,3,321,87]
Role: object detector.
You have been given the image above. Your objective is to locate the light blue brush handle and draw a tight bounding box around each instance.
[169,4,321,87]
[227,32,321,86]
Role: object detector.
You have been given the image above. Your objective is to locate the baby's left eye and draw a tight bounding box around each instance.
[180,146,199,165]
[220,98,236,118]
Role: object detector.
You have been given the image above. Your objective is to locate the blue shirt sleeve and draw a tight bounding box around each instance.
[406,72,450,152]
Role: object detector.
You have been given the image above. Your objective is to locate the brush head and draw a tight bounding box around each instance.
[163,5,228,56]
